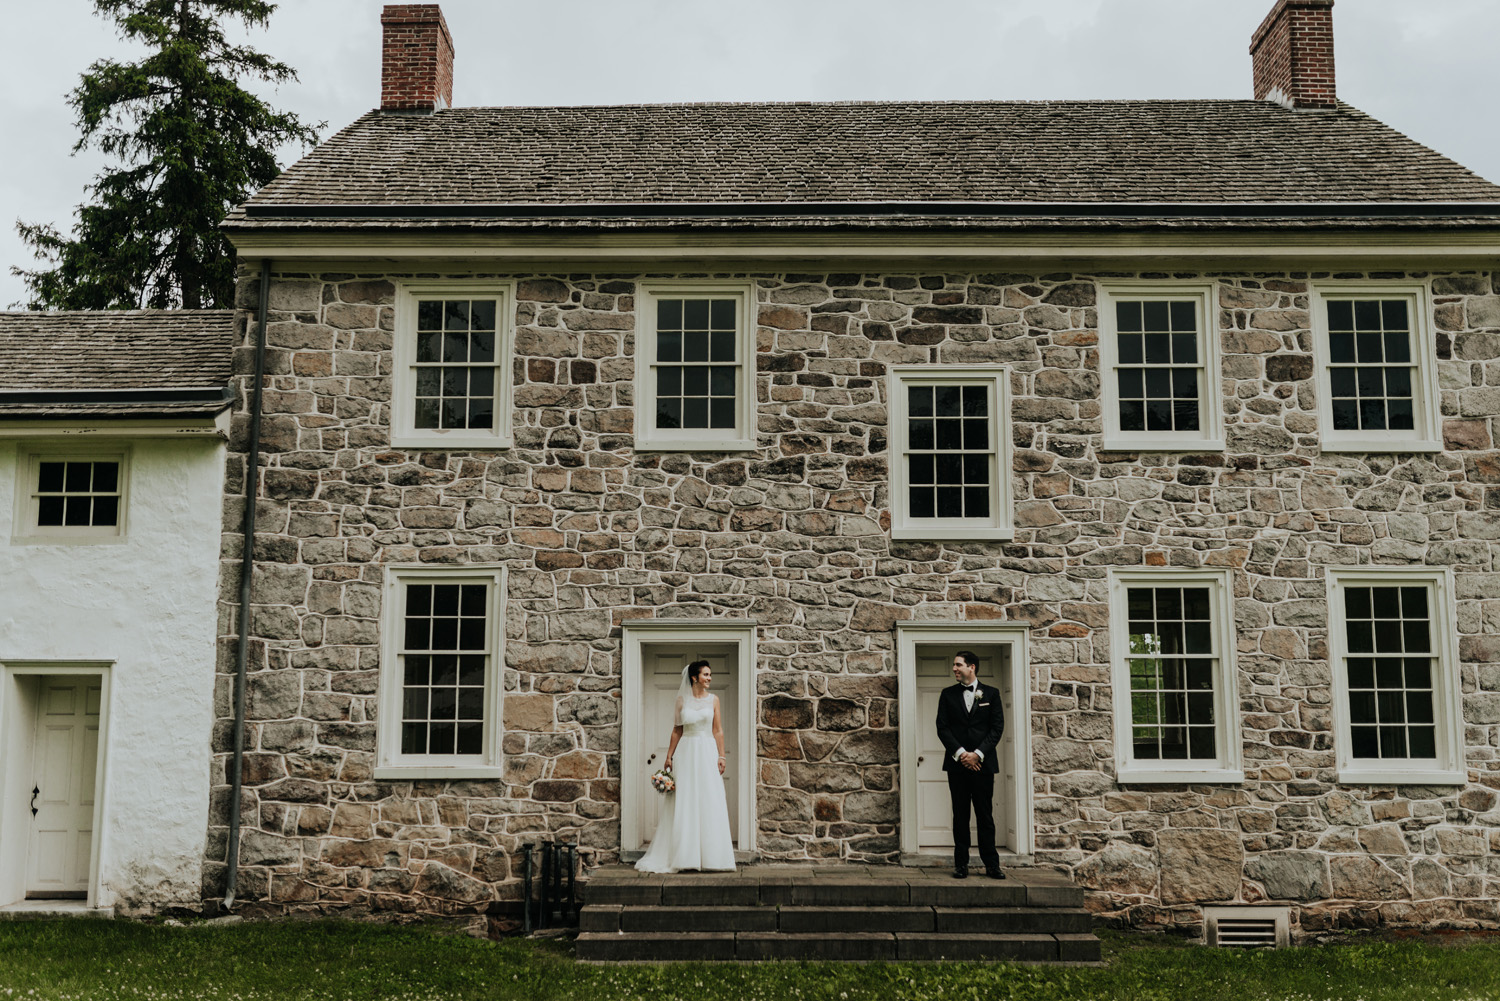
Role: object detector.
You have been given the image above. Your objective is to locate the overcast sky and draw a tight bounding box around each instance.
[4,0,1499,308]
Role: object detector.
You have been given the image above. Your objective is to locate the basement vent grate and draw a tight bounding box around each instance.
[1202,906,1291,948]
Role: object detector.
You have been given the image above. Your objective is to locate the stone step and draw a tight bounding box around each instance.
[580,903,1094,936]
[575,930,1102,963]
[582,873,1082,909]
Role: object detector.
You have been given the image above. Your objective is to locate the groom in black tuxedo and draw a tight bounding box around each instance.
[935,650,1006,879]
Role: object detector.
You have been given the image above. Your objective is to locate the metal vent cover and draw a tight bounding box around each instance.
[1202,906,1291,948]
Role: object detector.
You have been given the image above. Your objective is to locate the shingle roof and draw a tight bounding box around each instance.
[0,311,236,419]
[230,100,1500,230]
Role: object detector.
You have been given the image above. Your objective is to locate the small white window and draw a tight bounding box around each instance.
[14,448,128,542]
[391,282,514,449]
[1310,283,1440,452]
[1328,568,1463,785]
[1098,282,1223,451]
[375,565,506,779]
[634,281,756,451]
[1108,569,1243,783]
[888,365,1012,540]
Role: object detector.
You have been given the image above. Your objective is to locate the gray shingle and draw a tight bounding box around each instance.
[232,100,1500,230]
[0,311,235,418]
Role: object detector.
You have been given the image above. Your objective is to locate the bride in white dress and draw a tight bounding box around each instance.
[635,660,736,873]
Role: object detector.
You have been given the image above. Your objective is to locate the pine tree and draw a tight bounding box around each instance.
[12,0,320,310]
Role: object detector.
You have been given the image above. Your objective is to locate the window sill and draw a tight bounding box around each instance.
[11,533,127,546]
[372,766,505,781]
[1320,439,1442,454]
[634,439,757,453]
[891,526,1014,541]
[1100,437,1225,453]
[1336,768,1465,786]
[1116,767,1245,785]
[389,434,513,451]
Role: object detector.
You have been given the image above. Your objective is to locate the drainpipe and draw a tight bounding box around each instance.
[224,260,271,910]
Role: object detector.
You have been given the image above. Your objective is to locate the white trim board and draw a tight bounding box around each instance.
[620,619,758,854]
[894,622,1034,857]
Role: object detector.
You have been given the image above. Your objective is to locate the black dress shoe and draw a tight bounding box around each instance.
[986,866,1006,880]
[952,866,968,879]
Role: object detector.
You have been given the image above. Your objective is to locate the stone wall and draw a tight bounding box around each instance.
[208,266,1500,934]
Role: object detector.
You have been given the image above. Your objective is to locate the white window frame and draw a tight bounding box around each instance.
[633,280,757,452]
[1108,568,1243,784]
[1310,281,1441,452]
[1326,567,1463,785]
[375,564,507,780]
[11,445,130,544]
[1097,281,1223,451]
[888,365,1013,541]
[391,280,515,450]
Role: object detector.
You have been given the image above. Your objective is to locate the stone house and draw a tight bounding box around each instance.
[0,311,233,915]
[209,0,1500,934]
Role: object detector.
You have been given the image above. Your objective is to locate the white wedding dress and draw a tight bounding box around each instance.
[635,692,736,873]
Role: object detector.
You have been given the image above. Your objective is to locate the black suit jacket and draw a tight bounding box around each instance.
[935,682,1005,774]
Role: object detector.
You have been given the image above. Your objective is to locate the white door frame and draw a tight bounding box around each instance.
[621,619,757,854]
[895,623,1033,857]
[0,662,113,909]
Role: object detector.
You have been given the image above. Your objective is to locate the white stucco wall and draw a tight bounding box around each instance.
[0,435,225,913]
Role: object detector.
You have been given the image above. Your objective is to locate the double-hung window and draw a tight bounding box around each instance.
[888,365,1012,540]
[392,282,515,448]
[1108,569,1242,783]
[1098,283,1222,451]
[1311,283,1439,451]
[376,565,506,779]
[14,448,128,542]
[1328,569,1463,785]
[635,281,755,451]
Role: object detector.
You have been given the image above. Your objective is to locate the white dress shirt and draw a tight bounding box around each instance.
[952,683,985,764]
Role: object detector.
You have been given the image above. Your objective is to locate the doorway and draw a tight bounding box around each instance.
[0,667,109,908]
[896,624,1032,860]
[620,620,756,855]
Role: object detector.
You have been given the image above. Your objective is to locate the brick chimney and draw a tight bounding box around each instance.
[1250,0,1336,110]
[380,4,454,113]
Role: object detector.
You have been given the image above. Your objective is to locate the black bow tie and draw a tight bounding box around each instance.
[965,685,978,693]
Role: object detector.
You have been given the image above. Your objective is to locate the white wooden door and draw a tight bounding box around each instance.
[640,646,737,847]
[27,679,100,898]
[914,646,1009,851]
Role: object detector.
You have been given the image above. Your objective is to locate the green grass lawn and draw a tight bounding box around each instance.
[2,919,1499,1001]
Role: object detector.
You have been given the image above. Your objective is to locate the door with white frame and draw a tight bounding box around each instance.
[620,622,756,855]
[638,644,739,847]
[0,667,108,907]
[896,624,1033,859]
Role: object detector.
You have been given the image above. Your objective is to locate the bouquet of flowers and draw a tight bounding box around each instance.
[650,767,675,794]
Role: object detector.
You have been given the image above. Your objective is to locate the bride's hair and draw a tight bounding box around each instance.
[687,659,711,683]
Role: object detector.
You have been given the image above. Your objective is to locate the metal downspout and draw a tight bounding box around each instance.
[224,260,271,910]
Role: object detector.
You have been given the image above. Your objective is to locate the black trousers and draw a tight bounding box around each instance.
[948,768,998,869]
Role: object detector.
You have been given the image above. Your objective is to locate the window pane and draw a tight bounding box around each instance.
[936,486,963,518]
[93,462,119,493]
[657,398,682,429]
[1170,301,1196,332]
[909,419,934,450]
[65,463,91,492]
[710,398,736,429]
[683,299,709,329]
[658,299,682,329]
[1143,301,1169,331]
[92,496,119,527]
[710,299,735,329]
[1328,332,1355,364]
[1116,301,1142,332]
[683,397,708,428]
[684,331,709,363]
[37,496,64,526]
[417,300,444,330]
[1118,400,1144,432]
[709,366,736,399]
[710,330,735,362]
[908,386,934,417]
[1118,334,1143,365]
[63,498,90,526]
[38,462,65,493]
[444,300,470,330]
[909,485,935,518]
[470,331,495,364]
[469,300,496,330]
[441,331,467,363]
[657,331,681,362]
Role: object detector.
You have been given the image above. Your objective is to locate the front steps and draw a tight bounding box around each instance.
[575,865,1099,962]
